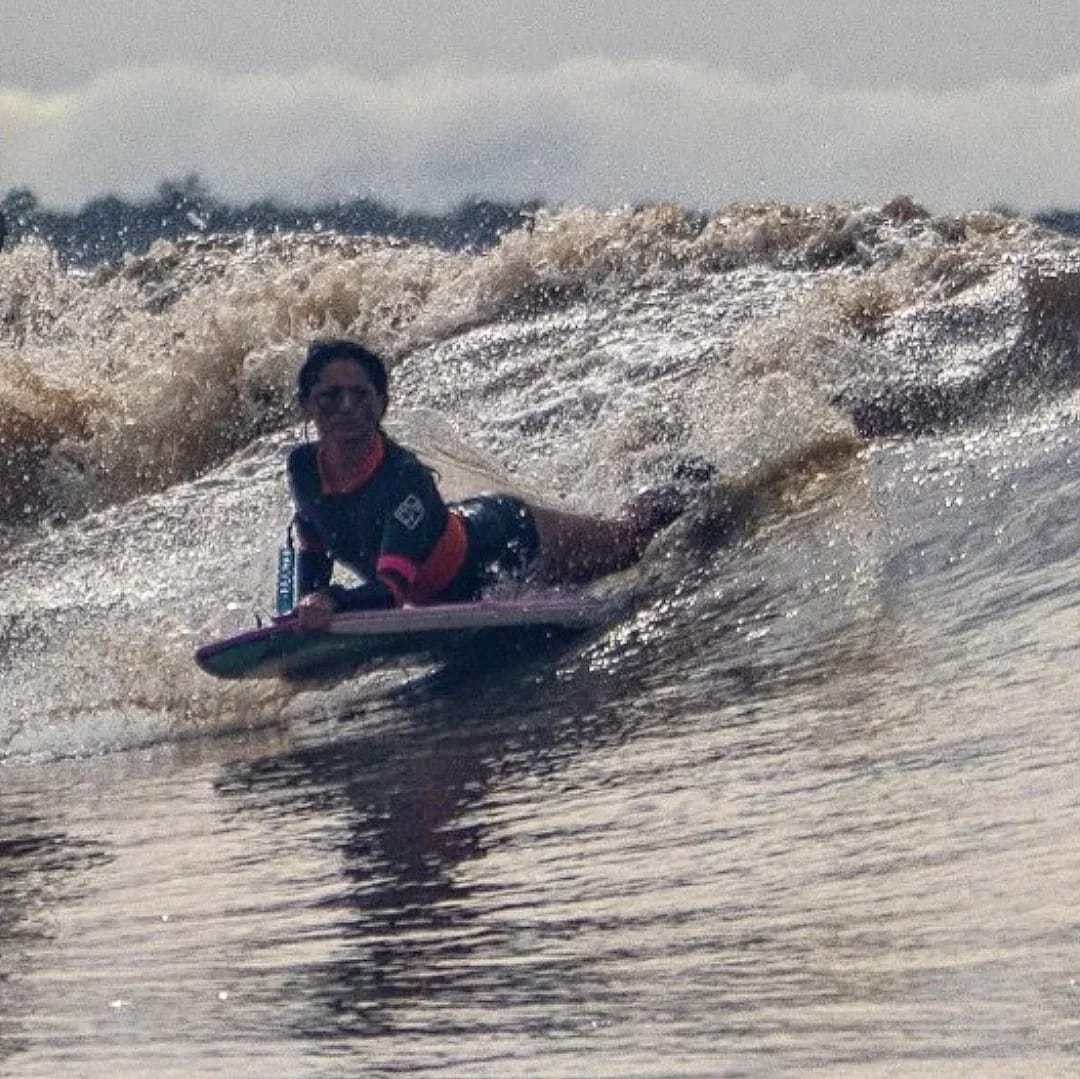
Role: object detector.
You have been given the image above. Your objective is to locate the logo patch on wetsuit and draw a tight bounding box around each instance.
[393,494,426,530]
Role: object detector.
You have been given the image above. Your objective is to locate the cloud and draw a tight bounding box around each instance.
[2,59,1079,213]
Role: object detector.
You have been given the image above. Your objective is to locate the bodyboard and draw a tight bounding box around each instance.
[195,593,615,681]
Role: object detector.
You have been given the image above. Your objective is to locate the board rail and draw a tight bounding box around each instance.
[195,592,617,681]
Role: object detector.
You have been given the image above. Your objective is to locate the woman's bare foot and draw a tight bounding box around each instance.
[618,485,689,541]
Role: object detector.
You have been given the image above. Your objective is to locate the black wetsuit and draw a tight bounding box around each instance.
[288,435,539,610]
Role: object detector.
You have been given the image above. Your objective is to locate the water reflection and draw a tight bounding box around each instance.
[0,806,112,1066]
[216,650,626,1036]
[212,557,889,1046]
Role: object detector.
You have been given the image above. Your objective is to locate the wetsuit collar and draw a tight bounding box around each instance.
[317,434,385,494]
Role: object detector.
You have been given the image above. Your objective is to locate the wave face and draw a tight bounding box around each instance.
[1,200,1078,1075]
[2,199,1076,525]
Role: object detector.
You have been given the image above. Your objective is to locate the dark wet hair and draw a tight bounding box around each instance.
[297,338,389,408]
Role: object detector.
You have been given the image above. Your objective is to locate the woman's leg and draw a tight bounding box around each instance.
[526,488,686,583]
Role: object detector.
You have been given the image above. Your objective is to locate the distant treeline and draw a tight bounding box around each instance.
[1030,209,1080,239]
[2,177,1080,267]
[0,175,537,267]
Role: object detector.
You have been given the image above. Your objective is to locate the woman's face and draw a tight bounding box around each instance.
[305,358,385,445]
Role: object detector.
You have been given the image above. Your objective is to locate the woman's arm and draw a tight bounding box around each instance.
[294,514,333,597]
[292,511,399,628]
[291,512,337,630]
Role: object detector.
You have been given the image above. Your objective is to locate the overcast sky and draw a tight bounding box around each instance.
[4,1,1080,213]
